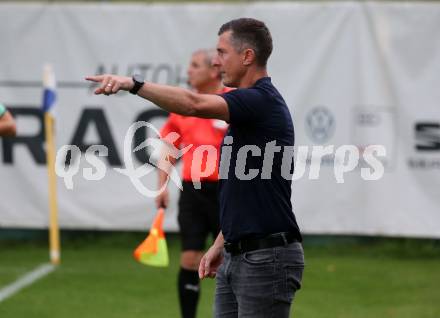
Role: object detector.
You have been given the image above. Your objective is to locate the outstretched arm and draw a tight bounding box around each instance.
[85,74,229,121]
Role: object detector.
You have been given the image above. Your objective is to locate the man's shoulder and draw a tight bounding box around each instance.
[223,85,265,100]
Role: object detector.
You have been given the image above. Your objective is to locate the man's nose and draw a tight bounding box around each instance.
[212,55,220,67]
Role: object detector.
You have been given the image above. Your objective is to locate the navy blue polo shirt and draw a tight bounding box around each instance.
[218,77,302,243]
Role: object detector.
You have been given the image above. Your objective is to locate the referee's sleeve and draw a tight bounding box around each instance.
[159,114,182,148]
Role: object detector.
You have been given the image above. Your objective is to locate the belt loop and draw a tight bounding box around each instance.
[238,240,242,253]
[281,232,288,247]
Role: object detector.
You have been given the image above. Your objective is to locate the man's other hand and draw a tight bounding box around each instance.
[198,244,224,279]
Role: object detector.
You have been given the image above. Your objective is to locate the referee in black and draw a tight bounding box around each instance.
[87,17,304,318]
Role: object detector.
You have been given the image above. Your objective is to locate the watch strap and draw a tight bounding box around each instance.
[129,75,144,95]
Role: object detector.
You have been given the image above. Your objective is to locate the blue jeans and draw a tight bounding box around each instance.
[214,242,305,318]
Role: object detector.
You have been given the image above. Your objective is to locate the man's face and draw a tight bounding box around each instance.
[213,31,245,87]
[187,52,217,91]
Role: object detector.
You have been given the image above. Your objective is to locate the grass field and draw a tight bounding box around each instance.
[0,232,439,318]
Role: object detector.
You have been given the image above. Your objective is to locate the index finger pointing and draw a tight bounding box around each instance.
[85,75,104,82]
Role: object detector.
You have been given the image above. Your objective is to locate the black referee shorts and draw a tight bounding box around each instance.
[178,181,220,251]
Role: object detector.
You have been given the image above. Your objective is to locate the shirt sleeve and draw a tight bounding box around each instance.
[0,103,6,117]
[220,88,268,125]
[159,113,182,148]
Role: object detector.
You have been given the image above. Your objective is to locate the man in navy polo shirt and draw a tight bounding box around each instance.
[202,19,304,317]
[86,17,304,318]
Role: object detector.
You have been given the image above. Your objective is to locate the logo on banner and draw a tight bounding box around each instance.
[305,106,335,144]
[408,121,440,169]
[351,107,397,170]
[415,122,440,151]
[356,110,381,127]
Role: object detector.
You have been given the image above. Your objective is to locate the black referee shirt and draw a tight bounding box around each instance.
[219,77,302,243]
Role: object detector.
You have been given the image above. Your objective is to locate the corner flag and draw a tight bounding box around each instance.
[134,208,169,267]
[42,64,60,265]
[42,64,56,113]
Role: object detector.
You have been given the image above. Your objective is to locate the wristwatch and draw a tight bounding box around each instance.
[129,74,145,95]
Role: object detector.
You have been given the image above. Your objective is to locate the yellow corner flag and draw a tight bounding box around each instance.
[42,64,60,265]
[134,208,169,267]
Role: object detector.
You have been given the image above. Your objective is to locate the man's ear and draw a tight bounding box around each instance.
[242,48,255,66]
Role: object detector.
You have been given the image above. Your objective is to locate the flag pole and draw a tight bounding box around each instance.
[43,64,60,265]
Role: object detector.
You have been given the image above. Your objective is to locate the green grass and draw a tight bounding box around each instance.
[0,232,439,317]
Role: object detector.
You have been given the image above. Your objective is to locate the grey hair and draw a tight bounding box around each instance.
[192,48,217,67]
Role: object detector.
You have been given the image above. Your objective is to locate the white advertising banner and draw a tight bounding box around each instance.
[0,2,439,237]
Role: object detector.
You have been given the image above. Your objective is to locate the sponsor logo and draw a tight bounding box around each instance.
[415,122,440,151]
[305,106,335,144]
[351,107,397,170]
[408,121,440,170]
